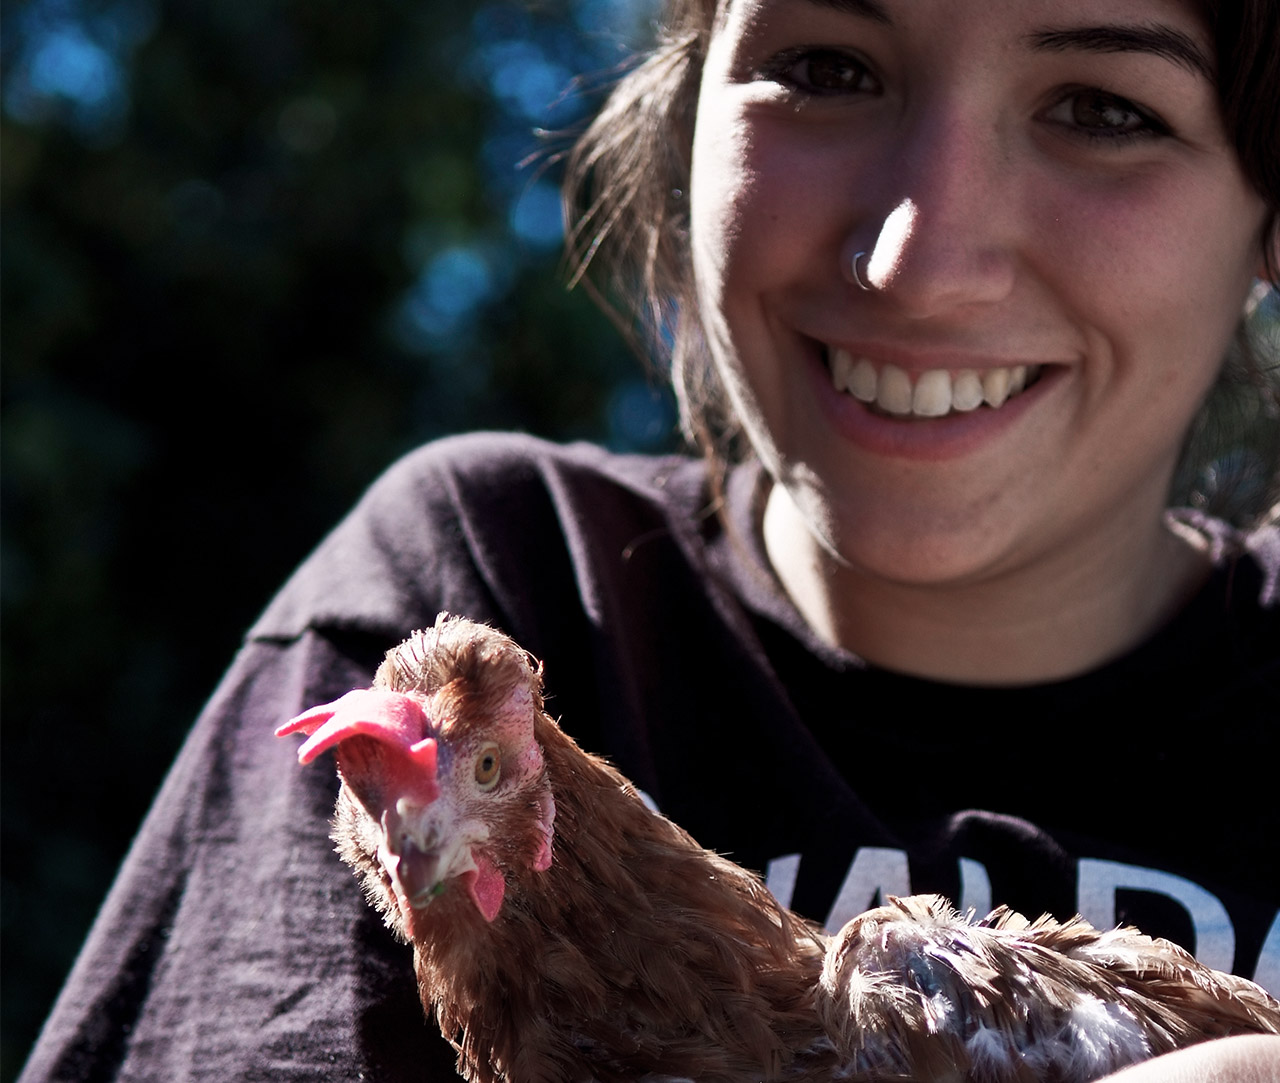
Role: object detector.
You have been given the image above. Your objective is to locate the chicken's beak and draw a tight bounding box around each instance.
[378,798,477,913]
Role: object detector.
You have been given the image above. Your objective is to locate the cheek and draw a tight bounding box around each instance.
[690,151,784,474]
[1037,171,1262,390]
[689,94,859,476]
[691,98,771,410]
[690,106,832,372]
[689,102,752,316]
[692,117,845,292]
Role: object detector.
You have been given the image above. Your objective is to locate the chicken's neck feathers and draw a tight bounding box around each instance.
[413,711,828,1083]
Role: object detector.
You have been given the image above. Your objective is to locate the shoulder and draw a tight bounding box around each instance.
[350,432,711,560]
[371,430,703,510]
[248,432,709,641]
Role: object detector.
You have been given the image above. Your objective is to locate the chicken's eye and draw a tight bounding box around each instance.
[474,744,501,790]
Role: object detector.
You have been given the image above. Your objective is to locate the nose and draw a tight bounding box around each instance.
[845,103,1018,317]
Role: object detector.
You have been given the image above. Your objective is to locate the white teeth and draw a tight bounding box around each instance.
[912,370,952,417]
[879,364,914,415]
[982,368,1010,407]
[848,358,878,402]
[951,370,984,412]
[828,349,1039,418]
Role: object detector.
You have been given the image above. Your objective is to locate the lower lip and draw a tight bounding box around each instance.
[806,348,1060,462]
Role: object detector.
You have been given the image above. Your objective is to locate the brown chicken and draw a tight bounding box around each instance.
[277,614,1280,1083]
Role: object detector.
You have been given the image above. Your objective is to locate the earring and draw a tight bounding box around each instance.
[851,251,872,291]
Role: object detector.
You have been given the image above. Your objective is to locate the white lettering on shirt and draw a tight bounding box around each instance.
[1077,858,1236,973]
[825,847,911,932]
[958,857,992,916]
[1254,911,1280,995]
[763,846,1278,995]
[765,852,801,909]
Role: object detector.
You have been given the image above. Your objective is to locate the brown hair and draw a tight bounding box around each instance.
[564,0,1280,524]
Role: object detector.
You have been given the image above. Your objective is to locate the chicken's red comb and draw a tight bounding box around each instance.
[276,689,439,778]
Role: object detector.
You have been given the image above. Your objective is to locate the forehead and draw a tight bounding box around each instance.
[707,0,1223,105]
[714,0,1214,57]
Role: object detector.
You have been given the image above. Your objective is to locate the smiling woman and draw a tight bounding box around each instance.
[18,0,1280,1080]
[568,0,1279,495]
[681,0,1270,680]
[568,0,1278,674]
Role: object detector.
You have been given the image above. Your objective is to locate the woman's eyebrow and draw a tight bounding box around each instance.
[800,0,891,23]
[1026,24,1213,79]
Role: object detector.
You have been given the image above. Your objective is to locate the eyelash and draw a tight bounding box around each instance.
[1041,87,1172,145]
[757,50,1172,147]
[757,46,879,97]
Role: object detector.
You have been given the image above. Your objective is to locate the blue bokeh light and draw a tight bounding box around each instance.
[477,39,575,122]
[510,182,565,247]
[3,0,157,141]
[28,28,118,104]
[394,242,524,355]
[607,379,677,451]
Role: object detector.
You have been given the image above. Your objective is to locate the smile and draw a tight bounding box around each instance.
[827,347,1042,419]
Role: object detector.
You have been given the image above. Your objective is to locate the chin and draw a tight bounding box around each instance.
[842,534,1011,589]
[822,495,1036,589]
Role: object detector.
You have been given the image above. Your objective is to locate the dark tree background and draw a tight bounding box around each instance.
[0,0,673,1076]
[4,0,1278,1078]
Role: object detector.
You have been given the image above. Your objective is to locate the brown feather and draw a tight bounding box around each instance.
[822,895,1280,1082]
[282,615,1280,1083]
[419,709,832,1081]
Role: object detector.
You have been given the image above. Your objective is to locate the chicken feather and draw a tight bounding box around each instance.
[278,614,1280,1083]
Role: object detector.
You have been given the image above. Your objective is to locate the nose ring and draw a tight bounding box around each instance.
[851,251,872,291]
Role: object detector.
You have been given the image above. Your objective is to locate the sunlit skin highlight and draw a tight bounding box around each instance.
[689,0,1270,683]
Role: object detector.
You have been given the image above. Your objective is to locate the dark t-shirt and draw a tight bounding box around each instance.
[21,433,1280,1082]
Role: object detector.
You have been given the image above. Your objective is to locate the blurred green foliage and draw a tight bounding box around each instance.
[5,0,1276,1077]
[1,0,671,1076]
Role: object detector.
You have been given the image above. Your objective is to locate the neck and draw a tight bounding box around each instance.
[413,719,827,1083]
[762,482,1211,685]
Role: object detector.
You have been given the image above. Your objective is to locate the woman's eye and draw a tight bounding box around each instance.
[762,48,876,96]
[1044,88,1169,142]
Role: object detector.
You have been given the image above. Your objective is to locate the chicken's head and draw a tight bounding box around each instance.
[277,615,556,939]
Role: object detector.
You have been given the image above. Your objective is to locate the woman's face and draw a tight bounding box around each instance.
[689,0,1269,586]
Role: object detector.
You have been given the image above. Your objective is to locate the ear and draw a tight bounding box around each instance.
[531,789,556,872]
